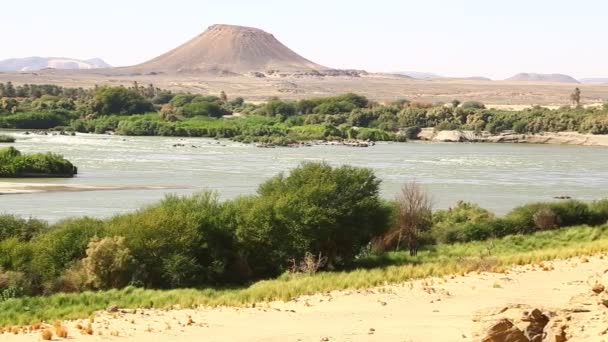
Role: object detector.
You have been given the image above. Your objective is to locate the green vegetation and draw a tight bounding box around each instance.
[0,134,15,143]
[0,147,77,177]
[2,82,607,145]
[0,162,607,327]
[1,224,608,326]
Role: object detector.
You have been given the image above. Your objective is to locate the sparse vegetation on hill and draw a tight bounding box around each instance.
[0,147,77,177]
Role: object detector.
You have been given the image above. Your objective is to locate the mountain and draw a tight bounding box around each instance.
[505,73,580,84]
[580,78,608,84]
[395,71,443,79]
[126,24,327,75]
[0,57,111,72]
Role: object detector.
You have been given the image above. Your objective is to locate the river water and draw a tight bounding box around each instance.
[1,131,607,222]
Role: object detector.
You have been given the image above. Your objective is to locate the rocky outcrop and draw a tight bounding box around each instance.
[417,128,608,147]
[474,279,608,342]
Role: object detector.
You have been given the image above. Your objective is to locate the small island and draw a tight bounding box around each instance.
[0,146,77,178]
[0,134,15,143]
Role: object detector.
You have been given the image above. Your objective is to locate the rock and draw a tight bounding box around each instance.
[481,319,530,342]
[592,283,605,294]
[542,319,567,342]
[523,309,550,342]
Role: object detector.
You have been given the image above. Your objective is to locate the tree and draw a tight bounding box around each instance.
[91,87,154,115]
[4,82,16,98]
[82,236,133,289]
[570,88,581,106]
[234,162,390,276]
[389,182,433,256]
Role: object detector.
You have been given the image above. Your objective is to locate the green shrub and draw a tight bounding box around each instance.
[0,215,47,243]
[30,218,105,286]
[92,87,153,115]
[432,202,496,243]
[0,147,77,177]
[106,192,237,288]
[82,236,133,289]
[234,162,390,277]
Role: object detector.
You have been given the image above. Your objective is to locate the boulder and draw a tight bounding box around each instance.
[523,309,550,342]
[481,319,530,342]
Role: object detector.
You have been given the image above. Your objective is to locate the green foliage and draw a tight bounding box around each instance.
[106,192,236,288]
[0,111,74,129]
[461,101,486,109]
[182,101,226,118]
[0,215,47,242]
[234,162,390,276]
[92,87,153,115]
[0,147,77,177]
[82,236,133,289]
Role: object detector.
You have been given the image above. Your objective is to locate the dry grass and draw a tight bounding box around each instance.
[40,329,52,340]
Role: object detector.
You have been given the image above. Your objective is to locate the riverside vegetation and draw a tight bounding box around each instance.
[0,147,77,177]
[1,162,608,325]
[1,82,608,145]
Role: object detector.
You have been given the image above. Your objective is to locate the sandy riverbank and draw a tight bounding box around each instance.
[0,182,178,195]
[418,128,608,147]
[2,255,606,341]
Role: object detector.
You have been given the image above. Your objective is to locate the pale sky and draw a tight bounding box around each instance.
[1,0,606,79]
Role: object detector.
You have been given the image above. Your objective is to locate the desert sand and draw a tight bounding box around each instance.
[2,255,607,341]
[1,71,607,105]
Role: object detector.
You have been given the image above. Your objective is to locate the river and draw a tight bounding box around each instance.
[1,131,607,222]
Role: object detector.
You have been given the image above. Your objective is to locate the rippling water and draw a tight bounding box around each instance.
[1,130,607,221]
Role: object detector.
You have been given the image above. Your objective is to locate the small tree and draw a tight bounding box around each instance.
[570,88,581,106]
[82,236,132,289]
[533,207,557,230]
[391,182,433,256]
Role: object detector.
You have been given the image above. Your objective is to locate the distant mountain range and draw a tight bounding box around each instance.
[394,71,491,81]
[0,57,111,72]
[579,78,608,84]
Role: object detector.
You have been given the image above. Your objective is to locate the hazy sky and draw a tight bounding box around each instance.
[1,0,606,79]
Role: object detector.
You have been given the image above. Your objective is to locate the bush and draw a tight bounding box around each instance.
[92,87,154,115]
[182,101,225,118]
[82,236,133,289]
[461,101,486,109]
[0,214,47,242]
[533,207,557,230]
[432,201,496,243]
[589,199,608,225]
[0,147,77,177]
[30,218,105,286]
[233,162,390,276]
[106,192,237,287]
